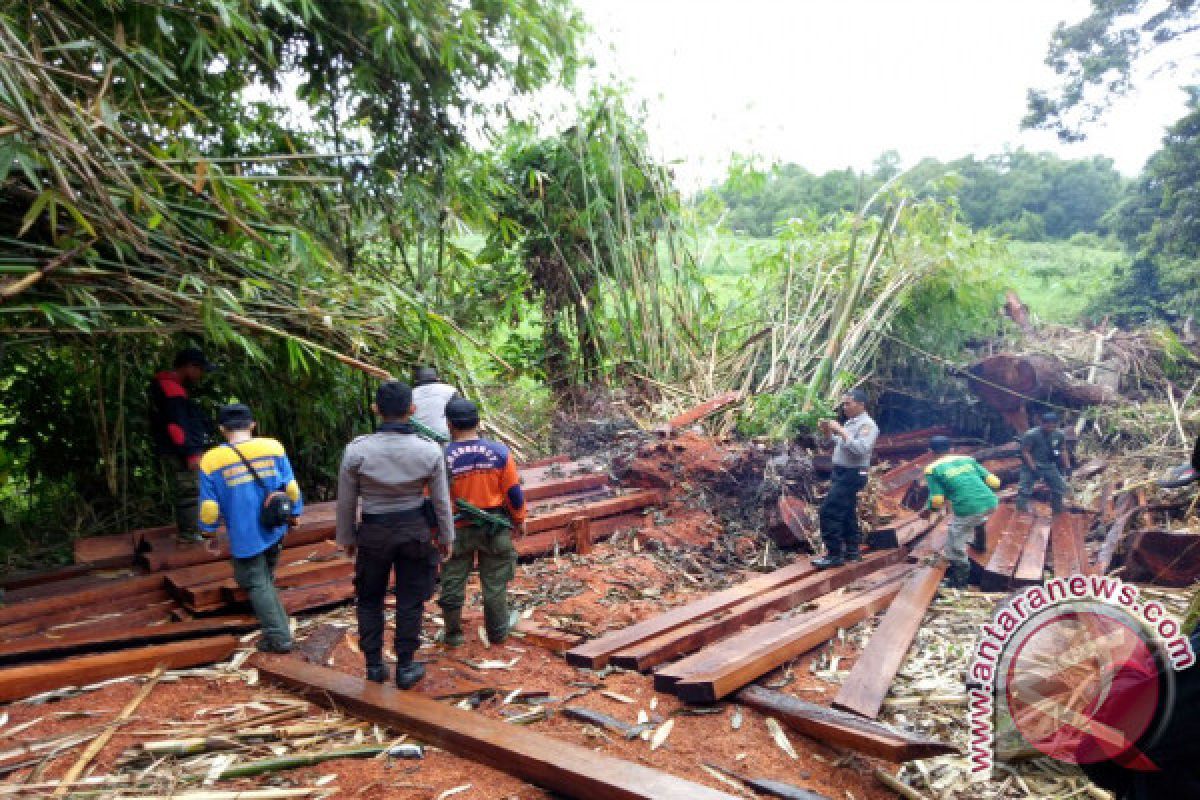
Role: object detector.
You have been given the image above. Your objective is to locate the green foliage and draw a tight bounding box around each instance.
[1024,0,1200,141]
[1004,240,1124,324]
[739,389,836,440]
[701,149,1125,241]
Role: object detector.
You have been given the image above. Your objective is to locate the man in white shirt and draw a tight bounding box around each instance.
[814,388,879,569]
[410,366,460,440]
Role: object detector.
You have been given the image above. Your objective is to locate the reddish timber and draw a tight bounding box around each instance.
[610,549,909,672]
[1014,516,1051,586]
[981,510,1034,592]
[252,655,738,800]
[666,391,743,431]
[1050,512,1088,577]
[738,686,957,762]
[566,559,822,669]
[832,563,947,719]
[279,579,355,614]
[0,590,173,640]
[0,574,165,627]
[515,512,645,559]
[0,636,239,703]
[0,617,257,666]
[527,490,662,534]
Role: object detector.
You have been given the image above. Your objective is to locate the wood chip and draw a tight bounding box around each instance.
[435,785,471,800]
[765,717,797,760]
[600,691,634,704]
[649,718,674,751]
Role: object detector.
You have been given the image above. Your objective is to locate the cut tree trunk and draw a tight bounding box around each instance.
[967,353,1116,433]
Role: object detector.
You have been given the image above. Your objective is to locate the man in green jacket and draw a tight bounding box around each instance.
[924,436,1001,589]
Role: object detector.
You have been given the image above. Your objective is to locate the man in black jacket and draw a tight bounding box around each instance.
[149,347,215,540]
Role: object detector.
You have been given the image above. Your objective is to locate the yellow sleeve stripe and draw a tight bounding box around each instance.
[200,499,221,526]
[930,495,945,509]
[200,438,286,473]
[286,480,300,502]
[985,475,1001,489]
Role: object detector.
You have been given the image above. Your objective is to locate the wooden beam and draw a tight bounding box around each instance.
[163,540,341,597]
[0,590,172,640]
[1013,516,1051,586]
[527,490,662,535]
[832,564,947,719]
[737,686,957,762]
[980,510,1034,592]
[142,520,336,571]
[664,567,913,703]
[566,559,822,669]
[0,637,239,703]
[967,504,1015,575]
[610,549,909,672]
[0,574,164,627]
[1050,512,1087,577]
[252,655,739,800]
[515,512,646,559]
[73,531,136,564]
[569,518,593,556]
[279,579,355,615]
[0,616,256,666]
[523,473,610,502]
[666,391,742,431]
[866,512,934,551]
[0,557,135,592]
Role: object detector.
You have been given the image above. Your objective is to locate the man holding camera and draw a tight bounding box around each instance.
[336,382,456,689]
[814,388,878,569]
[198,403,303,653]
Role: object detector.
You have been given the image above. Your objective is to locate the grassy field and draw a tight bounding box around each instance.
[692,232,1127,325]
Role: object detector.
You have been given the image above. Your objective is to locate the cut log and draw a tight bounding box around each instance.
[279,579,355,615]
[967,504,1015,577]
[866,512,935,551]
[0,574,165,627]
[566,559,823,669]
[666,391,743,431]
[1013,516,1051,586]
[527,490,662,535]
[0,590,173,640]
[981,510,1034,592]
[1050,512,1088,577]
[73,531,136,564]
[0,636,239,703]
[513,622,584,654]
[967,353,1116,433]
[1125,530,1200,587]
[769,493,812,548]
[1004,290,1033,332]
[164,540,341,600]
[738,686,958,762]
[666,567,912,703]
[142,519,337,571]
[252,655,738,800]
[515,512,646,559]
[0,558,135,592]
[610,549,910,672]
[0,617,257,666]
[832,563,948,719]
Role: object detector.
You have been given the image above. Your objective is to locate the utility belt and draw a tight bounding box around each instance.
[831,465,869,476]
[360,500,438,545]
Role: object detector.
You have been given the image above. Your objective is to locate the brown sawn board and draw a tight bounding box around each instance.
[0,617,257,666]
[0,636,239,703]
[832,563,947,719]
[1013,516,1051,586]
[252,655,738,800]
[1050,512,1088,577]
[738,686,957,762]
[980,509,1034,592]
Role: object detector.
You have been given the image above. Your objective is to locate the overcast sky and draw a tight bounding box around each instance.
[568,0,1192,189]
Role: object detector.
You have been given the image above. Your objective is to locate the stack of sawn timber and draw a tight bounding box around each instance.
[0,454,662,703]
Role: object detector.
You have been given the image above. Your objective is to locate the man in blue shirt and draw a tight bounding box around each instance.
[199,403,303,653]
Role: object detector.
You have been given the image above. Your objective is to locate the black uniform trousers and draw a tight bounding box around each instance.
[353,510,438,667]
[819,466,868,558]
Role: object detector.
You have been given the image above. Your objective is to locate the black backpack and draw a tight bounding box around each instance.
[226,443,295,529]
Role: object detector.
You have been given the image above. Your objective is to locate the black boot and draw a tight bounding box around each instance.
[970,524,987,552]
[942,563,970,589]
[813,553,844,570]
[366,663,390,684]
[395,660,426,690]
[844,545,863,563]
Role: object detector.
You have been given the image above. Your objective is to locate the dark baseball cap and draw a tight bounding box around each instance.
[174,347,217,372]
[1041,411,1059,423]
[217,403,254,429]
[445,397,479,427]
[843,388,869,404]
[929,435,952,453]
[412,366,439,386]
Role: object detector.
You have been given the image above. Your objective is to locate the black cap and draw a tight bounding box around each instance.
[412,366,439,386]
[1040,411,1059,424]
[218,403,254,429]
[174,347,216,372]
[929,435,952,453]
[445,397,479,428]
[843,388,869,404]
[376,381,413,418]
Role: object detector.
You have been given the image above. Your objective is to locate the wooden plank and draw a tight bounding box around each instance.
[279,579,355,615]
[514,621,584,654]
[8,603,178,642]
[666,391,742,431]
[0,557,135,592]
[515,512,646,559]
[664,567,913,703]
[738,686,957,762]
[981,510,1034,592]
[2,568,149,604]
[0,637,239,704]
[0,590,172,640]
[252,655,738,800]
[566,559,823,669]
[142,519,336,571]
[0,617,257,666]
[610,549,909,672]
[1013,516,1051,586]
[0,574,165,627]
[296,623,347,665]
[527,490,662,535]
[220,560,353,605]
[1125,529,1200,586]
[164,540,340,596]
[967,504,1015,574]
[73,531,136,564]
[523,472,609,502]
[1050,512,1087,577]
[832,564,947,719]
[866,512,934,550]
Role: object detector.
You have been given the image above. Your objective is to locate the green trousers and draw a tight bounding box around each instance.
[232,542,292,648]
[438,523,516,638]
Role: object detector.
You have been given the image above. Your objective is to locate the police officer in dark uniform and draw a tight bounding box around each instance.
[335,382,455,689]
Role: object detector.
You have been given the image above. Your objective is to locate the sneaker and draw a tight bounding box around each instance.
[437,629,465,648]
[256,638,293,654]
[366,664,390,684]
[395,661,426,690]
[812,555,844,570]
